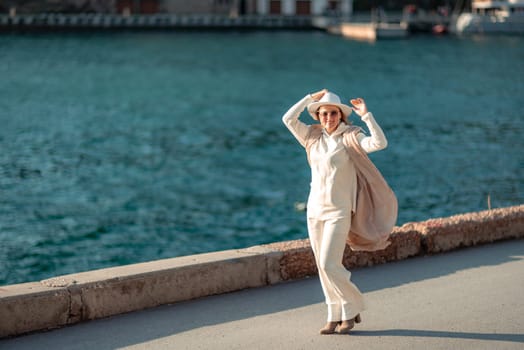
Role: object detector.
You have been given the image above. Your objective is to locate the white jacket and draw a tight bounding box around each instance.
[282,94,388,220]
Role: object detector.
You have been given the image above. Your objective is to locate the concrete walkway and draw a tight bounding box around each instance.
[2,239,523,350]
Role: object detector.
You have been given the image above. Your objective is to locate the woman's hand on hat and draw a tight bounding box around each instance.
[310,89,328,101]
[350,98,368,117]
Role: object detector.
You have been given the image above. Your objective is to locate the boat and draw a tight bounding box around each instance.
[451,0,524,34]
[338,22,408,41]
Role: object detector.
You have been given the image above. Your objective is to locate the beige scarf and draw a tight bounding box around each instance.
[305,125,398,251]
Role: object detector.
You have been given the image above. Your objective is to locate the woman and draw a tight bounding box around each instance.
[282,89,395,335]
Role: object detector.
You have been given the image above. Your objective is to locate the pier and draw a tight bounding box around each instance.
[1,205,523,340]
[0,13,314,31]
[2,228,523,349]
[0,12,450,34]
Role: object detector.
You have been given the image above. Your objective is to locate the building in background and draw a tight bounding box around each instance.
[1,0,456,15]
[245,0,353,16]
[117,0,354,16]
[1,0,354,16]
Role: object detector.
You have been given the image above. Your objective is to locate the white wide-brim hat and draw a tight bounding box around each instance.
[307,92,353,120]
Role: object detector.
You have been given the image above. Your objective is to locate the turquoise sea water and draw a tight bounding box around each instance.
[0,31,523,285]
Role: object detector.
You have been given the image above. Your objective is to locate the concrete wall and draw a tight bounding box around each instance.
[1,205,523,338]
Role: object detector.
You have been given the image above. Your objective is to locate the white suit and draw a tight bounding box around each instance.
[283,94,388,322]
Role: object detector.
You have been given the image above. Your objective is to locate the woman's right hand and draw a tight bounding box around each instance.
[310,89,328,101]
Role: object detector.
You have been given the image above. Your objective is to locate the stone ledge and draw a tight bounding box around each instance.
[0,283,70,337]
[418,205,524,253]
[1,249,271,337]
[1,204,522,338]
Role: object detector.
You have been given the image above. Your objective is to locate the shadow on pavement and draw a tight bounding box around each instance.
[355,239,524,293]
[352,329,524,343]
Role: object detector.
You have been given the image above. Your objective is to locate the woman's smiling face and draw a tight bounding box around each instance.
[317,105,342,134]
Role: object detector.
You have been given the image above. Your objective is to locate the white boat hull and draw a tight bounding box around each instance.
[451,0,524,34]
[452,12,524,34]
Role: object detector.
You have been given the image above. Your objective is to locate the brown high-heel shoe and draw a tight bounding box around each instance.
[337,319,355,334]
[319,321,339,335]
[355,314,362,323]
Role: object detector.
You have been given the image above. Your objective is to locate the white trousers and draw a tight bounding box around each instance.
[307,216,366,322]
